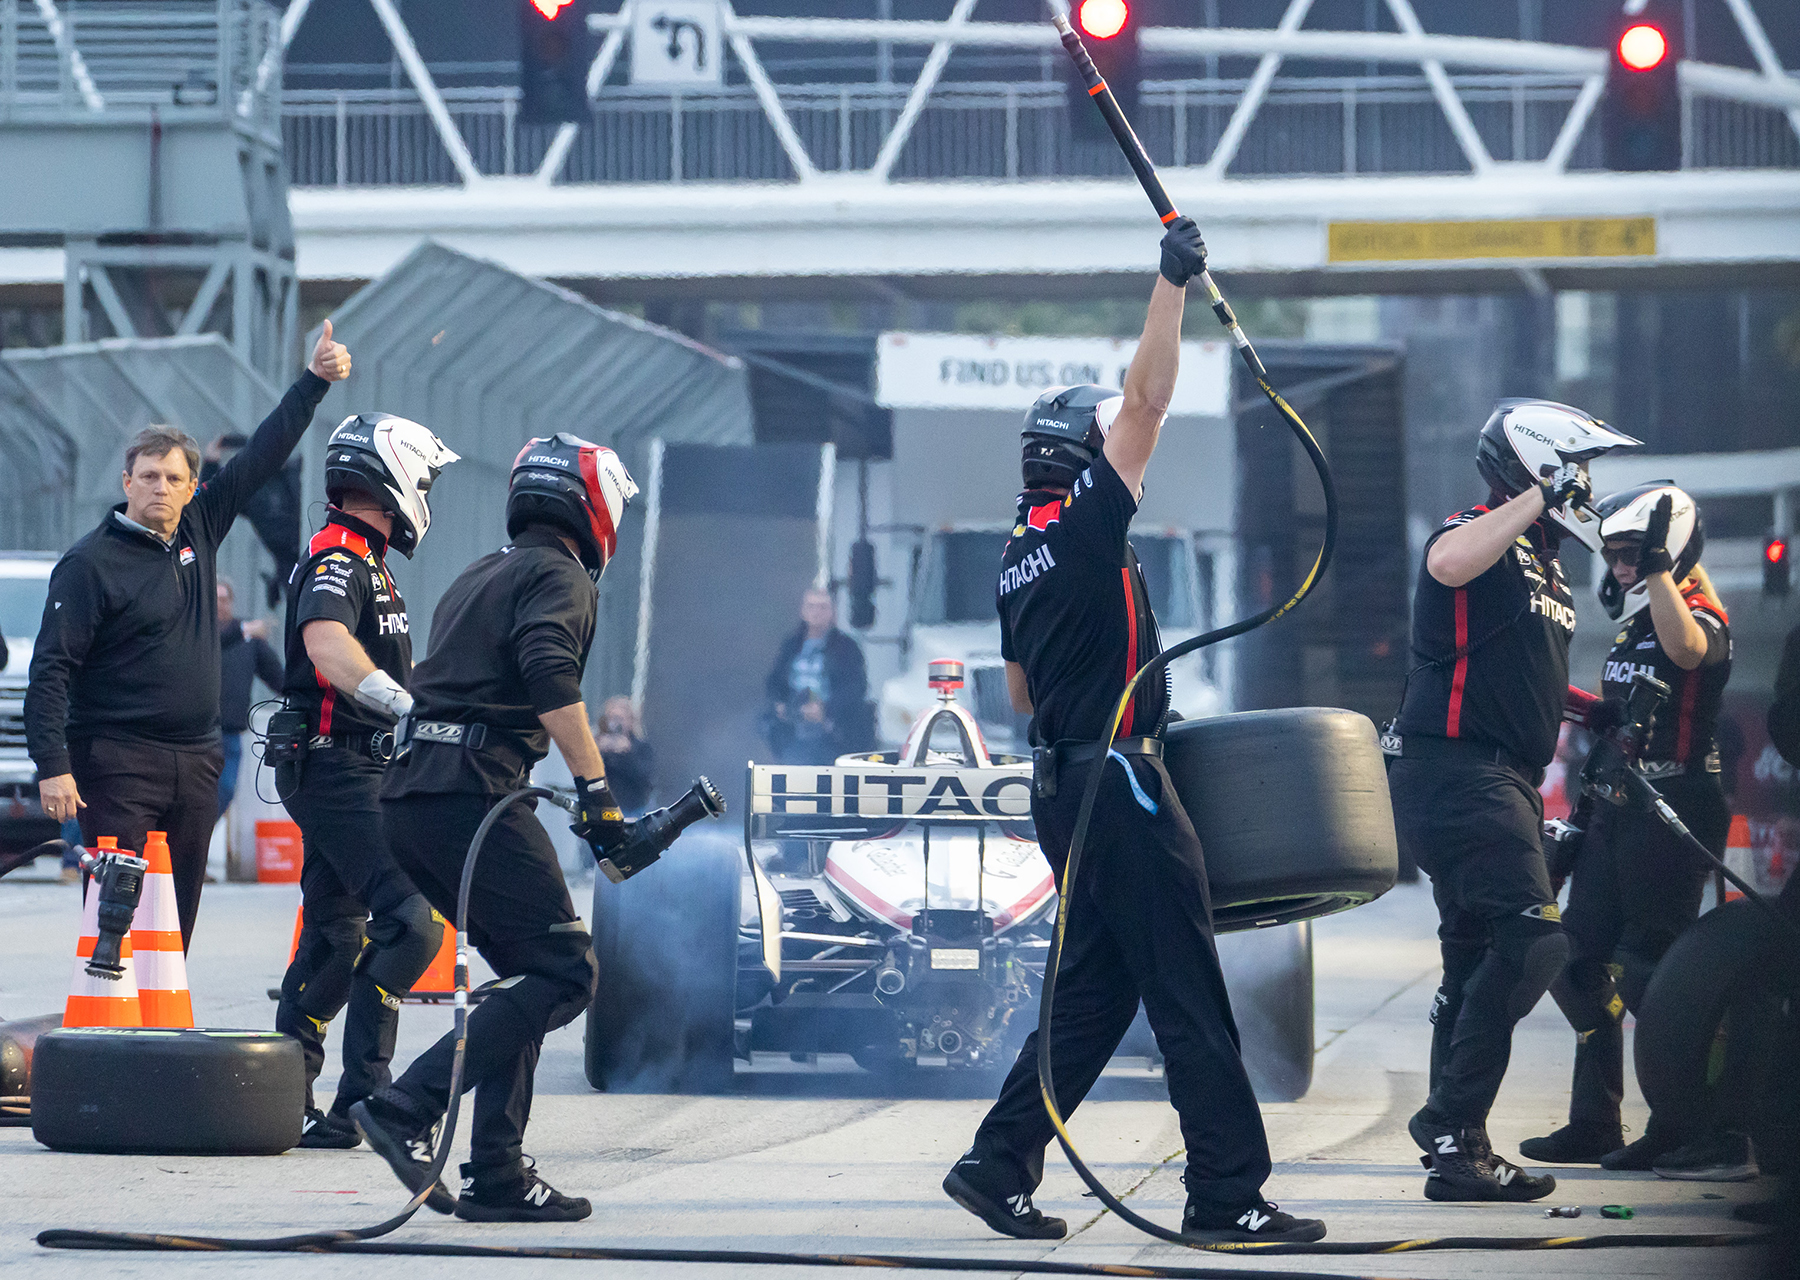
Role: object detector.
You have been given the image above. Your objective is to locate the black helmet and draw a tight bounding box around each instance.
[1474,399,1640,551]
[1020,384,1125,489]
[1594,482,1705,621]
[506,432,639,581]
[323,414,459,558]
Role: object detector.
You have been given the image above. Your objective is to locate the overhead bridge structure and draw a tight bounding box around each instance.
[3,0,1800,307]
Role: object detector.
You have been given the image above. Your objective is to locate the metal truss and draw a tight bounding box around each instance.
[253,0,1800,189]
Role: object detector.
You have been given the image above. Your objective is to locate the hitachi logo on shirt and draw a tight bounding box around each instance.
[1606,659,1658,684]
[1531,594,1576,632]
[378,612,410,635]
[999,545,1056,595]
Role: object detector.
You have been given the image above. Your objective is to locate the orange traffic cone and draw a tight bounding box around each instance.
[285,900,454,994]
[64,838,143,1028]
[1723,814,1753,901]
[133,831,193,1027]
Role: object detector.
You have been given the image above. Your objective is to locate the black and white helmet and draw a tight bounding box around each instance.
[324,414,460,558]
[1020,384,1128,489]
[507,432,639,581]
[1595,482,1705,621]
[1475,399,1640,552]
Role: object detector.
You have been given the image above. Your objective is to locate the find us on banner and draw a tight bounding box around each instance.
[876,333,1232,416]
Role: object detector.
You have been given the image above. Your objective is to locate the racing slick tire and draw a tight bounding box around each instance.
[1113,922,1314,1102]
[30,1027,302,1154]
[586,830,739,1094]
[1634,898,1796,1140]
[1163,708,1398,932]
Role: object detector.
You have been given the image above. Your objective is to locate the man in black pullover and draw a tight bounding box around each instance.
[26,323,352,948]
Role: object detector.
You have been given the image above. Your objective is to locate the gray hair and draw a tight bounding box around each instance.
[124,424,200,480]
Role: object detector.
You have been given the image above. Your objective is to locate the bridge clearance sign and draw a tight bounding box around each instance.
[1328,216,1656,263]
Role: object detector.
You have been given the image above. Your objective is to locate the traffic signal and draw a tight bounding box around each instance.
[1066,0,1139,144]
[1765,535,1791,598]
[519,0,592,125]
[1601,12,1681,171]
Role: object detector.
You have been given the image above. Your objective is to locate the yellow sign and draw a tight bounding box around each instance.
[1328,217,1656,263]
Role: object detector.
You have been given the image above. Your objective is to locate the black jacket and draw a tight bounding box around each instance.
[762,626,873,762]
[220,621,283,734]
[25,371,331,776]
[383,527,598,798]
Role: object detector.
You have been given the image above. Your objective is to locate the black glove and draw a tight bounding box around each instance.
[1587,697,1629,737]
[1538,462,1591,513]
[1159,216,1207,288]
[571,775,627,859]
[1636,493,1675,577]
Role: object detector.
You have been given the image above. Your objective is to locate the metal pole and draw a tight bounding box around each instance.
[630,439,665,718]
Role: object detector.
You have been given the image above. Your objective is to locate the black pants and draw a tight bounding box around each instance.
[1390,752,1568,1130]
[274,749,443,1115]
[71,736,222,951]
[971,753,1271,1213]
[1551,771,1729,1134]
[377,791,597,1173]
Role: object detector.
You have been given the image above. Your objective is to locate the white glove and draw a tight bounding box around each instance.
[353,669,414,721]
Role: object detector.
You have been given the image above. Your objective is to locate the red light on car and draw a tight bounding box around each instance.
[1618,23,1668,71]
[531,0,572,17]
[1078,0,1129,40]
[1768,538,1788,564]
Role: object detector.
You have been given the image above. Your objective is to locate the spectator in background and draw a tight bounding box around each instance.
[202,436,301,609]
[762,587,873,766]
[594,696,654,815]
[217,576,282,819]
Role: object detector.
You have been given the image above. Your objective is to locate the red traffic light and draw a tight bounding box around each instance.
[1077,0,1129,40]
[530,0,572,17]
[1618,23,1668,71]
[1768,537,1789,565]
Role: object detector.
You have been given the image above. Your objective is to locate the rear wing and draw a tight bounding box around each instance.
[744,762,1033,841]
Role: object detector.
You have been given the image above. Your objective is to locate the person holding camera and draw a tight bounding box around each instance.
[594,695,654,814]
[351,434,638,1225]
[25,323,351,949]
[1388,400,1638,1202]
[271,414,459,1150]
[943,220,1325,1247]
[1522,484,1737,1177]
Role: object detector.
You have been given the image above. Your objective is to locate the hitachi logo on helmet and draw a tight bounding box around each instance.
[1034,418,1069,430]
[524,454,570,466]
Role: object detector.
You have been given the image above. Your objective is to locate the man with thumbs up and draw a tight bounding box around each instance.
[26,322,352,950]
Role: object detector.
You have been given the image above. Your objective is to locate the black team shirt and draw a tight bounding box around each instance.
[997,449,1169,746]
[382,528,597,798]
[1600,588,1731,767]
[1396,507,1576,769]
[26,371,331,778]
[281,510,412,737]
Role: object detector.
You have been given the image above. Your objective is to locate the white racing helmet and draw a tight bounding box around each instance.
[1594,482,1704,621]
[1475,399,1641,552]
[324,413,461,558]
[506,432,639,580]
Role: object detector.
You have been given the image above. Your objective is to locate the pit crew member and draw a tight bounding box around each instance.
[1389,399,1637,1201]
[352,434,637,1223]
[273,415,459,1149]
[1523,484,1735,1174]
[942,219,1326,1247]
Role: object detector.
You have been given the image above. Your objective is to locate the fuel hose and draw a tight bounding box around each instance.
[30,16,1766,1267]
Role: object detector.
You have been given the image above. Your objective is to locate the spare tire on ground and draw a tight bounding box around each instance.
[1164,708,1399,932]
[31,1027,302,1155]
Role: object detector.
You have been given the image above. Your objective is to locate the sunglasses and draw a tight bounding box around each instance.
[1600,542,1642,565]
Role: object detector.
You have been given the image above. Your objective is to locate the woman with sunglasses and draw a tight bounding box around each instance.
[1522,483,1741,1178]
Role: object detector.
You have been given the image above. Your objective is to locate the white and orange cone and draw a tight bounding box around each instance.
[64,837,143,1028]
[133,831,193,1027]
[1723,814,1753,902]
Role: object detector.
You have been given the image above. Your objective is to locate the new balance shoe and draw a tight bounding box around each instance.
[348,1097,456,1214]
[1518,1123,1623,1165]
[1464,1127,1558,1199]
[1421,1148,1557,1202]
[942,1152,1067,1240]
[1653,1130,1759,1183]
[1408,1105,1466,1162]
[298,1107,361,1150]
[455,1157,592,1223]
[1180,1199,1327,1244]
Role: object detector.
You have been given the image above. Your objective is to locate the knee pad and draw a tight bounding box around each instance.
[485,928,597,1035]
[543,932,599,1032]
[1492,912,1570,1023]
[293,914,366,1018]
[358,893,445,993]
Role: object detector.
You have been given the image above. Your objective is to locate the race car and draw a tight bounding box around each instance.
[585,660,1399,1099]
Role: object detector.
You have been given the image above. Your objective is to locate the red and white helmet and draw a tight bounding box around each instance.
[507,433,639,578]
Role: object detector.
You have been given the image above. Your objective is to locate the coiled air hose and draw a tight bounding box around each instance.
[28,17,1767,1267]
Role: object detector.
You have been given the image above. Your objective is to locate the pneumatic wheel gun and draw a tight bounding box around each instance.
[80,845,149,979]
[549,776,728,884]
